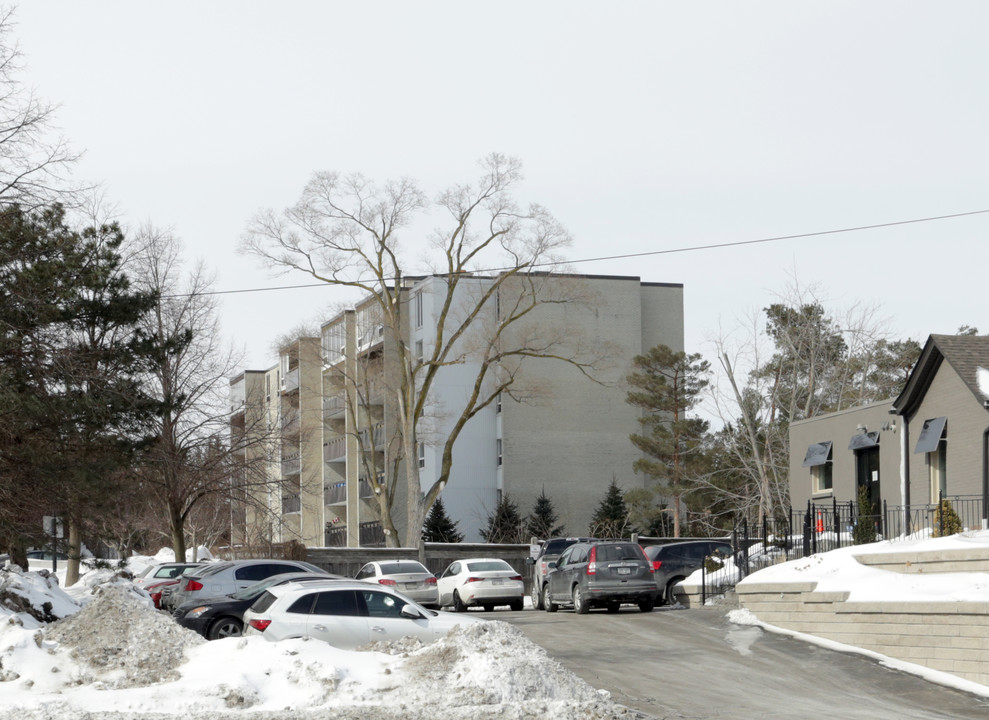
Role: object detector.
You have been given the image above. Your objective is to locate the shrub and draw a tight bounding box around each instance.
[932,499,963,537]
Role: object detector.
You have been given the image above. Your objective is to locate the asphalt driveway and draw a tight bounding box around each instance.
[498,604,989,719]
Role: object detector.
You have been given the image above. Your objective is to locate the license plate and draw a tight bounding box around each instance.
[617,567,631,575]
[491,578,503,585]
[405,582,418,589]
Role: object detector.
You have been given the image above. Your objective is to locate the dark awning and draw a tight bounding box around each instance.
[848,431,879,451]
[802,441,833,467]
[914,416,947,454]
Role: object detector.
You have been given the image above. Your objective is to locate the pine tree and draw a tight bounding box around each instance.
[480,494,526,544]
[526,489,565,539]
[422,496,464,543]
[588,478,634,539]
[626,344,711,538]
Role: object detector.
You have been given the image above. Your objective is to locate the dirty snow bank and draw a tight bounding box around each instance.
[0,565,637,720]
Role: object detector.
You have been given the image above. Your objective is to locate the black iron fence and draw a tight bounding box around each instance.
[697,493,986,604]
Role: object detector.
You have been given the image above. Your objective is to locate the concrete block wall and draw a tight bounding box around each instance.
[733,548,989,687]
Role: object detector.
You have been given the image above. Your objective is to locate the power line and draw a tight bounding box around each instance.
[177,208,989,299]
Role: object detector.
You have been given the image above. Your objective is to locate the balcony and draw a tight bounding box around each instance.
[281,368,300,393]
[323,394,346,419]
[324,479,373,505]
[359,423,385,450]
[282,494,301,513]
[281,452,300,477]
[229,378,245,414]
[323,436,346,463]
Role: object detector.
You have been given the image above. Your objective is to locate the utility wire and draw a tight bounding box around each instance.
[175,208,989,299]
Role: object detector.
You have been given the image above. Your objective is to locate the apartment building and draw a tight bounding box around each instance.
[230,273,684,547]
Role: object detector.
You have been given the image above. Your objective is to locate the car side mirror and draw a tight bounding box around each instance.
[547,561,557,570]
[525,557,535,565]
[401,604,424,620]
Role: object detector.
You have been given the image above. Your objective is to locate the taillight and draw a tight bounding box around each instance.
[150,592,162,608]
[248,619,271,632]
[510,575,523,582]
[425,577,437,585]
[377,578,397,586]
[466,576,483,583]
[185,580,203,591]
[587,546,597,575]
[540,561,548,574]
[652,561,662,572]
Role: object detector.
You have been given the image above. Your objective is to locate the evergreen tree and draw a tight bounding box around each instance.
[626,344,711,537]
[0,205,158,579]
[526,489,565,539]
[422,496,464,543]
[588,478,634,539]
[480,494,526,544]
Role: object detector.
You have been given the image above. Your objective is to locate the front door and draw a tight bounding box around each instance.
[856,446,881,522]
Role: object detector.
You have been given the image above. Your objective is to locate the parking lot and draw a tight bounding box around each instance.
[497,604,989,719]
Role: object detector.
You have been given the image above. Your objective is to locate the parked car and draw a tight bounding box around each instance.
[173,571,343,639]
[644,540,733,605]
[242,579,480,648]
[355,560,439,608]
[162,559,326,612]
[436,558,524,612]
[134,562,205,589]
[26,550,69,572]
[543,541,658,614]
[525,536,595,610]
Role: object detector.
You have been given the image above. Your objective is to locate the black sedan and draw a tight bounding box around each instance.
[173,571,343,639]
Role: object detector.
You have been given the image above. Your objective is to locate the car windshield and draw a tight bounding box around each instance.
[378,561,428,575]
[465,560,512,572]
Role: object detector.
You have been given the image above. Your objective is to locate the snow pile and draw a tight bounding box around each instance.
[46,585,205,688]
[0,564,636,719]
[737,528,989,602]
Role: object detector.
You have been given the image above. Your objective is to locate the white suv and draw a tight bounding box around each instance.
[243,580,479,648]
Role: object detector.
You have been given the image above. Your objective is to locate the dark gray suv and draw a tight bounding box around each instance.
[543,541,658,614]
[525,536,595,610]
[644,540,733,605]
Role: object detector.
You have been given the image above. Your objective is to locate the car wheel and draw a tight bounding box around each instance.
[483,604,494,612]
[573,586,589,615]
[638,597,656,613]
[543,584,558,613]
[207,617,243,640]
[606,601,620,613]
[531,582,544,610]
[510,599,524,611]
[665,578,684,605]
[453,590,468,613]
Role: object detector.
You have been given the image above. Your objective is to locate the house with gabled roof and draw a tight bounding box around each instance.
[789,334,989,534]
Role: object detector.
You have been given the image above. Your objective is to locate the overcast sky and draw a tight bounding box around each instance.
[13,2,989,372]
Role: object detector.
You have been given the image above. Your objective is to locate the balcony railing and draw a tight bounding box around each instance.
[359,423,384,450]
[281,368,300,393]
[324,479,373,505]
[281,452,300,477]
[323,437,346,462]
[282,494,301,513]
[323,395,346,419]
[325,520,385,547]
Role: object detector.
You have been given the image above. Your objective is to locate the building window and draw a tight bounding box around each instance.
[496,438,502,467]
[914,417,948,503]
[414,291,423,328]
[496,392,502,414]
[418,442,425,469]
[415,339,424,364]
[802,441,833,495]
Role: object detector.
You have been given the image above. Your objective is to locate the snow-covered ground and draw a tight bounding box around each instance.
[0,550,636,720]
[703,529,989,699]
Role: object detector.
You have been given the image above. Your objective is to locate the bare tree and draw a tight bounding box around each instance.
[243,154,602,547]
[0,8,81,209]
[128,225,269,560]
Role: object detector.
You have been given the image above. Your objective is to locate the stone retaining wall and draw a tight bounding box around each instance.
[730,548,989,687]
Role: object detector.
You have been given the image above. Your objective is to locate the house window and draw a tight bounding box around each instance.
[802,441,833,495]
[914,417,948,503]
[418,442,425,469]
[413,291,423,328]
[415,340,424,364]
[496,438,502,467]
